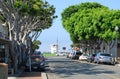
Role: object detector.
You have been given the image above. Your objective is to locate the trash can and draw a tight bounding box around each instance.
[0,63,8,79]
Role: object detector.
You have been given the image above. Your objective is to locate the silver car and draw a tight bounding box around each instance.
[94,52,115,65]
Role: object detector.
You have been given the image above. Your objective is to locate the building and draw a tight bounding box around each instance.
[0,22,11,64]
[50,44,58,54]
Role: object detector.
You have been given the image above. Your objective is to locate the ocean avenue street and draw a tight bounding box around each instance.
[46,56,120,79]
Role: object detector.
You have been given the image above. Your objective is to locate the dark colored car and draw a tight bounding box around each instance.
[26,51,45,71]
[72,51,82,60]
[87,54,96,63]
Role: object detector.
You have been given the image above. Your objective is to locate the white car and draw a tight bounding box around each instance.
[79,54,88,61]
[69,52,75,59]
[94,52,115,65]
[56,52,65,56]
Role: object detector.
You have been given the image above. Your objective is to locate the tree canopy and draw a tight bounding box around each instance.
[0,0,57,71]
[0,0,57,43]
[61,2,120,46]
[32,40,41,52]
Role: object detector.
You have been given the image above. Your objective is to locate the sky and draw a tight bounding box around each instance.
[38,0,120,53]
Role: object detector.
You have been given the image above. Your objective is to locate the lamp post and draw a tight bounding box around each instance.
[115,26,119,62]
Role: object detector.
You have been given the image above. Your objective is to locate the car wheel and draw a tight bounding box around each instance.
[39,68,45,72]
[97,60,100,64]
[90,59,93,63]
[93,60,95,63]
[111,62,115,65]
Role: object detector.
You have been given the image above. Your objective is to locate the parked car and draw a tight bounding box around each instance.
[32,51,41,55]
[68,52,75,59]
[26,52,46,71]
[56,52,66,56]
[66,52,70,58]
[94,52,115,65]
[72,51,82,60]
[79,53,88,61]
[87,54,96,63]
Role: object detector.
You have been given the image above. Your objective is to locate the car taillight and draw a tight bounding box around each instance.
[41,57,45,61]
[110,58,112,61]
[32,54,35,56]
[99,56,103,59]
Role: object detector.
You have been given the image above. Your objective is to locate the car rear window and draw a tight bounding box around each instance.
[76,52,82,55]
[31,56,40,59]
[33,51,41,55]
[100,53,111,56]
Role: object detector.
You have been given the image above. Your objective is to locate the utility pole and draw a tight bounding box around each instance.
[57,37,58,54]
[115,26,119,63]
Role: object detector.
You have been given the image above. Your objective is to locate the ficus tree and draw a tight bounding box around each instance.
[32,40,41,52]
[62,2,108,48]
[0,0,56,71]
[61,2,120,53]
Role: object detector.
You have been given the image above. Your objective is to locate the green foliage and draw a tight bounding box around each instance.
[13,1,22,9]
[43,53,56,57]
[61,2,120,45]
[32,40,41,52]
[0,0,57,42]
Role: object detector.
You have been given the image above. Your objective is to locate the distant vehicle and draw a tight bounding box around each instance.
[87,54,96,63]
[56,52,67,56]
[79,53,88,61]
[72,51,82,60]
[94,52,115,65]
[66,52,72,58]
[26,51,46,71]
[66,53,70,58]
[68,52,75,58]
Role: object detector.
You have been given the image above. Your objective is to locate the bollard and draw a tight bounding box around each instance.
[0,63,8,79]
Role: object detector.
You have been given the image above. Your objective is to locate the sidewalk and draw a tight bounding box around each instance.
[8,69,47,79]
[8,68,24,79]
[16,72,42,79]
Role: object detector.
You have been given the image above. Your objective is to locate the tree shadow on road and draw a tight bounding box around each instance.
[46,60,116,78]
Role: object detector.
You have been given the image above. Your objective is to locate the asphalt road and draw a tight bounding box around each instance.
[46,56,120,79]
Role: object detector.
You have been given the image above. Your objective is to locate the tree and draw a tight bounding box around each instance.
[61,2,120,53]
[32,40,41,52]
[0,0,56,72]
[61,2,108,45]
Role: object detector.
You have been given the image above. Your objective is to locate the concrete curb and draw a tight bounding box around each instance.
[42,72,48,79]
[8,77,16,79]
[116,64,120,66]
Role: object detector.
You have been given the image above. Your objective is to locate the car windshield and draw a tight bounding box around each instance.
[33,51,41,55]
[31,55,40,59]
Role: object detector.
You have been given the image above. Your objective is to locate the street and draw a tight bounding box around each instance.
[46,56,120,79]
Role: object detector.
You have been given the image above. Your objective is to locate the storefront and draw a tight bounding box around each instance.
[0,23,11,64]
[0,38,11,64]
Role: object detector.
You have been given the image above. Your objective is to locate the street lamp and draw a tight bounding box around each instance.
[115,26,119,62]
